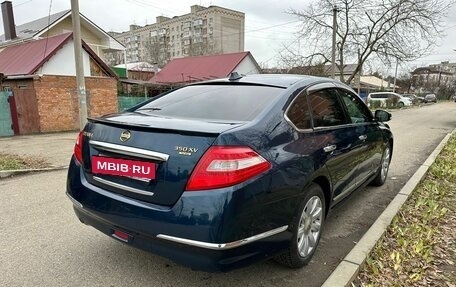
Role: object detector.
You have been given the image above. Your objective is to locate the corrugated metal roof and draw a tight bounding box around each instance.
[114,62,158,72]
[152,52,251,84]
[0,10,70,43]
[360,76,399,89]
[0,33,72,76]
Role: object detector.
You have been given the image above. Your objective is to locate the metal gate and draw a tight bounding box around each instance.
[0,91,13,137]
[14,89,40,134]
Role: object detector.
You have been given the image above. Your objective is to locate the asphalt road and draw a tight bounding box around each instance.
[1,102,455,287]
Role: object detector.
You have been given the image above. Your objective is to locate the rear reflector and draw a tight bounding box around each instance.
[185,146,271,191]
[112,230,130,242]
[73,131,84,164]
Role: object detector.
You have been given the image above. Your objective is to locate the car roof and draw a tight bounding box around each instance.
[369,92,399,94]
[196,73,341,88]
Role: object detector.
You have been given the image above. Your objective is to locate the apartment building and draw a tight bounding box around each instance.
[106,5,245,67]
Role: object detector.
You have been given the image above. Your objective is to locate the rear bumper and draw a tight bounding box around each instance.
[66,159,292,271]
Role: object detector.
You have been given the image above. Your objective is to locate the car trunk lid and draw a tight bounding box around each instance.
[80,113,244,206]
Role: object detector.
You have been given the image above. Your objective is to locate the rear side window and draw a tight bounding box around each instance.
[309,89,346,127]
[136,85,283,121]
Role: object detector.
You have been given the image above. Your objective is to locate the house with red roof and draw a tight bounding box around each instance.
[0,32,118,135]
[0,1,124,62]
[0,0,123,136]
[151,51,261,85]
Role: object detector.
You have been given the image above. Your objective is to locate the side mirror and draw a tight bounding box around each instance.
[375,110,392,122]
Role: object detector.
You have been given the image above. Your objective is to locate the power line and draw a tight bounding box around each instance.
[43,0,53,59]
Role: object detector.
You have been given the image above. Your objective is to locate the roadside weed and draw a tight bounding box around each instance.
[355,134,456,286]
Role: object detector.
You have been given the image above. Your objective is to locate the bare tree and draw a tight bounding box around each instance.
[187,38,220,57]
[142,36,170,68]
[283,0,453,83]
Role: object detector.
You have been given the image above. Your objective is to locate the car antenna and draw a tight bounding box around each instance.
[228,72,243,81]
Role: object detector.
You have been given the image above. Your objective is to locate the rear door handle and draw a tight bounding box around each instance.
[359,135,367,141]
[323,145,337,153]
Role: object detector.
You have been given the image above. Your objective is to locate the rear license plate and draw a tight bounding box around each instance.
[92,156,156,179]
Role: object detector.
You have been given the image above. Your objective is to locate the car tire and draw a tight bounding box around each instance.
[274,183,325,268]
[397,102,405,108]
[370,144,392,186]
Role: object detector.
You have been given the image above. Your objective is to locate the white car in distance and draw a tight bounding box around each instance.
[367,92,412,108]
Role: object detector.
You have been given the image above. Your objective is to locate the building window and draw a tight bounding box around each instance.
[193,19,203,26]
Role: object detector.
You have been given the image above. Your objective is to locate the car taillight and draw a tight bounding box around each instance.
[185,146,271,191]
[73,131,84,164]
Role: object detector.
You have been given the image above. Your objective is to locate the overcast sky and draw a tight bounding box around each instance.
[1,0,456,75]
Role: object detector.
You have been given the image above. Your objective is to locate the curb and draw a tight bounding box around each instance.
[0,166,68,179]
[322,128,455,287]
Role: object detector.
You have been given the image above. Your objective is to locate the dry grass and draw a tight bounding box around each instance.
[354,134,456,287]
[0,153,50,170]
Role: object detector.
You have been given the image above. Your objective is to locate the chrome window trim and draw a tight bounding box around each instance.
[306,82,336,94]
[89,140,169,162]
[283,113,313,133]
[93,176,154,197]
[284,84,375,132]
[66,192,83,209]
[157,225,289,250]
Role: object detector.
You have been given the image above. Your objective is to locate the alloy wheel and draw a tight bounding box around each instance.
[381,147,391,181]
[297,196,323,257]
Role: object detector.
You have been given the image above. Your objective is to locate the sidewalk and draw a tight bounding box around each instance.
[0,132,78,168]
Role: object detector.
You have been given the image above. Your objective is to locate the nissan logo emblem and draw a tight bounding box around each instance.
[120,130,131,142]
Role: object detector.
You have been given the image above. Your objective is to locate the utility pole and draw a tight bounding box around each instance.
[393,57,399,93]
[357,48,361,95]
[331,6,338,79]
[71,0,88,129]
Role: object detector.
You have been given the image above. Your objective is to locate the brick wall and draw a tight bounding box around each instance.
[34,75,118,132]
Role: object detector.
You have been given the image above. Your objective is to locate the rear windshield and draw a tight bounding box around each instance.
[136,85,284,121]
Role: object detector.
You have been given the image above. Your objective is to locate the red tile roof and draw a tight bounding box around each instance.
[0,33,72,76]
[152,52,253,84]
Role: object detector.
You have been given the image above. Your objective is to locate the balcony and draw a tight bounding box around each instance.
[193,19,203,26]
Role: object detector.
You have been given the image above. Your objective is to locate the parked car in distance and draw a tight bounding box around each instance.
[67,74,394,272]
[367,92,412,108]
[402,93,422,104]
[424,93,437,103]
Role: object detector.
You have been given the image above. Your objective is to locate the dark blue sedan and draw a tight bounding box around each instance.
[67,74,393,272]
